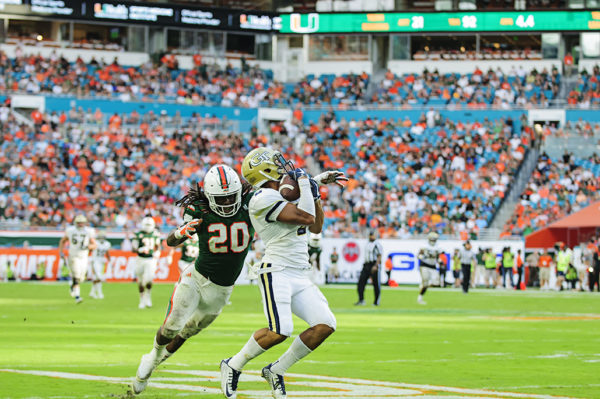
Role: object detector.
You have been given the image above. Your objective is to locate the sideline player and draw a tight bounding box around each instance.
[417,232,440,305]
[132,217,162,309]
[90,231,111,299]
[131,165,254,395]
[221,147,347,399]
[178,233,199,274]
[59,215,96,304]
[308,232,323,284]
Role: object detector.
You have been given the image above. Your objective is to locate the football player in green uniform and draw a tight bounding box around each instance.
[132,217,162,309]
[177,234,199,274]
[131,164,254,395]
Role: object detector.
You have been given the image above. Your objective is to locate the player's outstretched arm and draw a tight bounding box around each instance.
[309,199,324,234]
[167,219,202,247]
[88,237,97,251]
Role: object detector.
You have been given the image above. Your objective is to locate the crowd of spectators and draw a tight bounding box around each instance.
[501,151,600,237]
[0,104,259,231]
[375,66,560,109]
[567,65,600,109]
[0,100,535,238]
[0,50,583,109]
[288,110,534,239]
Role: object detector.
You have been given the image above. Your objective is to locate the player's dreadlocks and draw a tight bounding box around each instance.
[175,183,207,210]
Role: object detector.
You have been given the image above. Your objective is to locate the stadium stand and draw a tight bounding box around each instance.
[501,151,600,237]
[0,51,571,109]
[0,101,533,239]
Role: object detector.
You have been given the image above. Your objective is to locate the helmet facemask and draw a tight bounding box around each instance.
[273,152,295,176]
[207,190,242,218]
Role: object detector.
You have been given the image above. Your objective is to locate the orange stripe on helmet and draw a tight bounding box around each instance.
[217,166,229,190]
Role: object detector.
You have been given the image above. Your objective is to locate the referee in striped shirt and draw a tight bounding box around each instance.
[355,230,383,306]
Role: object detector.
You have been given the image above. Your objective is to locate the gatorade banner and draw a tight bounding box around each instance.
[0,248,181,283]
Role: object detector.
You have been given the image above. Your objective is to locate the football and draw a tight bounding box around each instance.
[279,174,300,201]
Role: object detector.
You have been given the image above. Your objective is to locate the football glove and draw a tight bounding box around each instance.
[174,219,202,240]
[313,170,349,187]
[309,178,321,200]
[287,168,309,181]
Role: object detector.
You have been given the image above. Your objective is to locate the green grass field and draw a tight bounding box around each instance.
[1,282,599,399]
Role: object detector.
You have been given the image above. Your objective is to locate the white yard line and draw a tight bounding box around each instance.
[0,368,580,399]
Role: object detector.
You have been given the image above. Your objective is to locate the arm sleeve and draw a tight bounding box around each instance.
[250,189,287,223]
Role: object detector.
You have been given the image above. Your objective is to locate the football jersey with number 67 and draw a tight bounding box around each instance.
[65,226,96,259]
[182,192,254,286]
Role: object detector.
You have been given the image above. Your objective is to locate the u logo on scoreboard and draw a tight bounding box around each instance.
[290,13,319,33]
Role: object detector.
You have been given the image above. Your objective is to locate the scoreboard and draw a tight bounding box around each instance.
[280,11,600,33]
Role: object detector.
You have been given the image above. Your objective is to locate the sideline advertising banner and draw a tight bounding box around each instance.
[0,239,525,285]
[0,248,180,283]
[319,239,525,285]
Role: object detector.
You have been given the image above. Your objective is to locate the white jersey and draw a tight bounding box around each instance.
[419,241,440,268]
[249,188,310,269]
[65,226,95,259]
[93,239,111,261]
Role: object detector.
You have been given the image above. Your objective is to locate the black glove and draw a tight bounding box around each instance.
[309,178,320,200]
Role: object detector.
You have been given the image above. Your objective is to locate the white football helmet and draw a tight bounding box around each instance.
[428,231,439,245]
[141,217,155,233]
[204,164,242,218]
[74,214,87,227]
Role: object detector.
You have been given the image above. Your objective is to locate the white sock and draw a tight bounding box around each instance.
[418,295,423,301]
[229,335,266,371]
[160,350,173,364]
[73,285,80,298]
[146,288,152,302]
[139,290,145,302]
[97,283,103,296]
[270,336,312,375]
[90,284,96,296]
[150,337,167,365]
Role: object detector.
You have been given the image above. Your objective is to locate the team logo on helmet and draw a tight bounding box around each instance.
[249,150,272,167]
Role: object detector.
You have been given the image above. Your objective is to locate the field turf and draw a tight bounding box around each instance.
[1,282,599,399]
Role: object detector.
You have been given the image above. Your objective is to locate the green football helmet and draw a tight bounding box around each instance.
[242,147,294,188]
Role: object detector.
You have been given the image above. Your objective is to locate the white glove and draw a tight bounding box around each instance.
[313,170,349,187]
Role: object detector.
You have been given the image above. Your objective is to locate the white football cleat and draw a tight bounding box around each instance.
[145,296,152,308]
[262,363,286,399]
[131,376,148,395]
[75,297,83,304]
[417,297,426,305]
[220,358,241,399]
[132,353,156,394]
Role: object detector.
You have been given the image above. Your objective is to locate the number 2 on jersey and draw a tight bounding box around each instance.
[208,222,250,253]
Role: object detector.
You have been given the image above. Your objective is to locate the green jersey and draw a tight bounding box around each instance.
[133,230,162,258]
[308,245,322,259]
[181,239,200,263]
[183,193,255,286]
[330,253,339,264]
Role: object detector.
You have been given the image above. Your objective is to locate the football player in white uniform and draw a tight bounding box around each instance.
[220,147,347,399]
[90,231,111,299]
[59,215,97,304]
[132,217,162,309]
[417,232,441,305]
